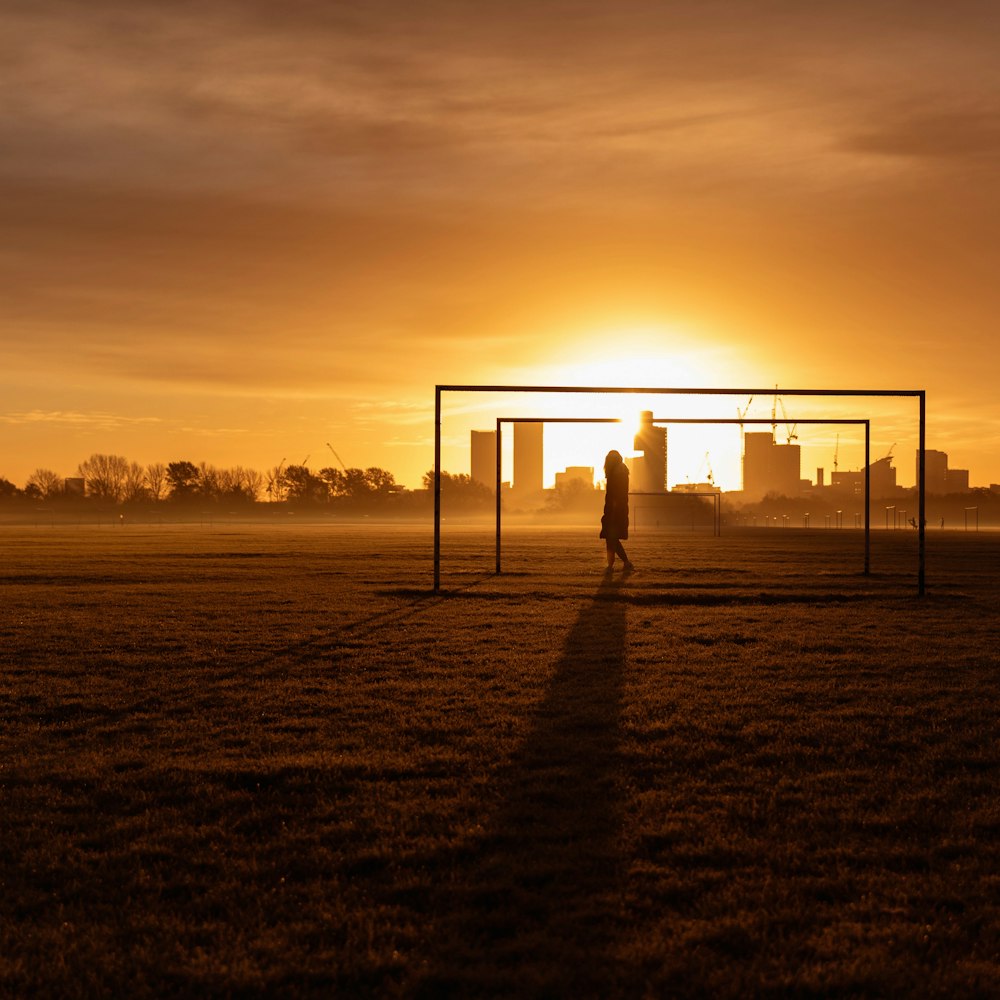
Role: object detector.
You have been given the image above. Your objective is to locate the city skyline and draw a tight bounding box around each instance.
[3,2,1000,489]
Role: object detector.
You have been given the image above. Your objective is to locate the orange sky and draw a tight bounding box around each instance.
[3,1,1000,491]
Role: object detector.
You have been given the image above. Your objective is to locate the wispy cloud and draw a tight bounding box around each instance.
[1,410,163,429]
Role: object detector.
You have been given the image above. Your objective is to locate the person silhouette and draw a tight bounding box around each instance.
[600,450,634,573]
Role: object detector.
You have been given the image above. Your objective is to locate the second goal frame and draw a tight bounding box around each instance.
[493,417,872,577]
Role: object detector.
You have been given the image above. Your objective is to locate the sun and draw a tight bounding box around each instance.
[512,324,750,489]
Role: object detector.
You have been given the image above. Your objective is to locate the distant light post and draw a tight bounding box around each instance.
[824,513,831,529]
[885,505,895,530]
[836,509,843,529]
[804,512,811,528]
[965,506,979,531]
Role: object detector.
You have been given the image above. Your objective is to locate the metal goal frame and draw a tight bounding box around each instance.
[434,385,926,594]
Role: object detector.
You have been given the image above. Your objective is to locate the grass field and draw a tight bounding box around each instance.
[3,522,1000,997]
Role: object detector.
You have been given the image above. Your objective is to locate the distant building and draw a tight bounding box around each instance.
[554,466,594,489]
[918,449,970,494]
[947,468,970,492]
[470,430,497,489]
[742,432,801,499]
[674,482,721,495]
[922,449,949,495]
[513,422,544,497]
[831,456,897,497]
[633,410,667,493]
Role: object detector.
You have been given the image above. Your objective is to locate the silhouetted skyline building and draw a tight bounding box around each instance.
[633,410,667,493]
[924,449,948,495]
[470,430,497,490]
[919,449,969,494]
[831,455,896,497]
[513,422,544,497]
[742,432,801,499]
[554,466,594,489]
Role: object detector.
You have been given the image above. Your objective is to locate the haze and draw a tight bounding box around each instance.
[3,0,999,490]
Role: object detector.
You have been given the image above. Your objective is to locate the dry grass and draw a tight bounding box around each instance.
[2,523,999,997]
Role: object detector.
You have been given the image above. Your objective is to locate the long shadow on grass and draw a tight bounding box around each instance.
[414,573,627,997]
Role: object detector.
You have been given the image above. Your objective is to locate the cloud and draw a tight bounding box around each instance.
[1,409,163,429]
[847,107,1000,161]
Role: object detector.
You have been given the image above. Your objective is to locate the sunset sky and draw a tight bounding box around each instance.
[4,0,1000,491]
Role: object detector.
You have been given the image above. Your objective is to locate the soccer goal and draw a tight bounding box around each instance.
[433,385,927,594]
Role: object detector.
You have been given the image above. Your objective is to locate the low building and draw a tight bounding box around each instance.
[554,466,594,489]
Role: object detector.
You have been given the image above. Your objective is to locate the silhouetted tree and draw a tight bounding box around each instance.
[122,461,148,502]
[238,467,264,502]
[545,478,599,513]
[318,467,345,496]
[283,465,329,504]
[196,462,220,500]
[78,453,129,502]
[0,477,19,499]
[265,464,287,502]
[166,461,199,500]
[77,454,128,503]
[364,467,399,494]
[25,468,63,500]
[145,463,168,501]
[421,470,492,508]
[212,466,259,503]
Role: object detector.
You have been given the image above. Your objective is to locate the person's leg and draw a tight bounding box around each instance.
[614,539,634,570]
[606,540,616,568]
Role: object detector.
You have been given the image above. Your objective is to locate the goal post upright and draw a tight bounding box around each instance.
[865,420,870,576]
[434,385,925,594]
[919,390,926,597]
[434,385,442,592]
[495,418,502,575]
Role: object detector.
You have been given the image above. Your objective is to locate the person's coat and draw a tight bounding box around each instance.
[600,462,629,540]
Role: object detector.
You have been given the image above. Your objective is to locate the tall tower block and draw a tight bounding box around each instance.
[633,410,667,492]
[513,422,544,496]
[470,430,497,489]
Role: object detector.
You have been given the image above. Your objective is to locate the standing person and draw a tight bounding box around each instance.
[600,450,635,573]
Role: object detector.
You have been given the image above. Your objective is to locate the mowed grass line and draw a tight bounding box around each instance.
[2,525,999,996]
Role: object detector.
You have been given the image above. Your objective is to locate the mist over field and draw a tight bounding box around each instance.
[4,523,1000,995]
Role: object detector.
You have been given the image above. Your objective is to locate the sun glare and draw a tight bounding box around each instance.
[520,326,748,490]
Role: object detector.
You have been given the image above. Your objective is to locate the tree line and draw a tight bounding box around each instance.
[0,454,494,511]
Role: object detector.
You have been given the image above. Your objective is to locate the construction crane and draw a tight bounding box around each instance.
[771,387,778,443]
[326,442,347,471]
[301,455,310,467]
[736,395,754,430]
[266,457,287,502]
[704,451,715,486]
[884,442,895,461]
[833,435,840,473]
[777,397,798,443]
